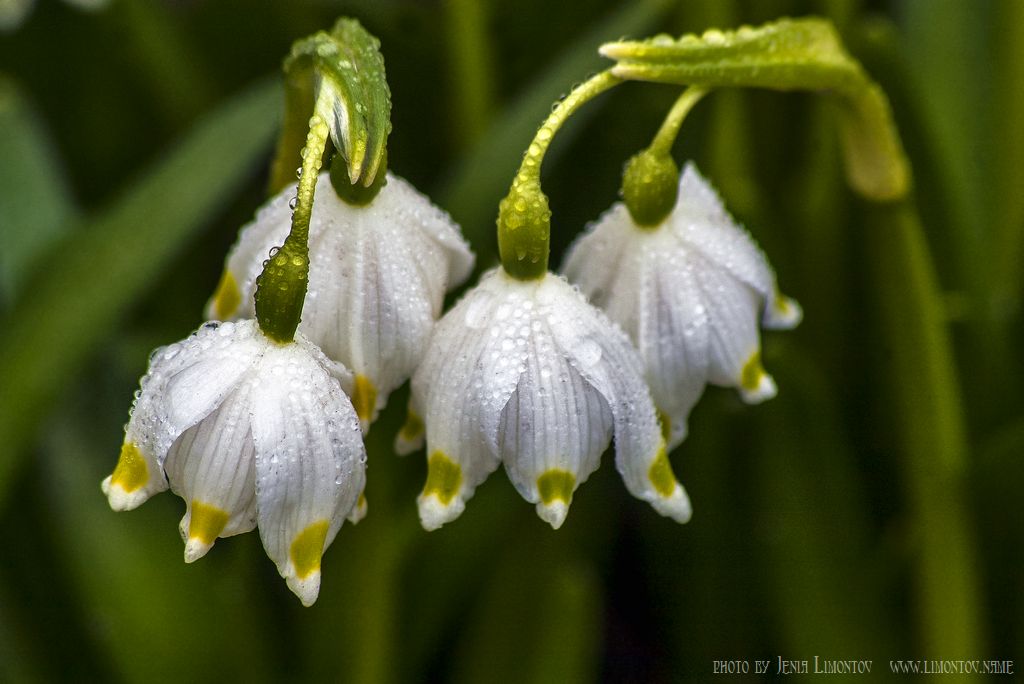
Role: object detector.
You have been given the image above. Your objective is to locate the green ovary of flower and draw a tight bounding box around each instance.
[497,176,551,280]
[622,150,680,227]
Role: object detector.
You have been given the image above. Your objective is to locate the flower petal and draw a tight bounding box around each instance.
[215,173,474,430]
[498,318,612,529]
[673,162,800,329]
[564,221,697,448]
[637,244,711,447]
[542,274,691,523]
[690,252,777,403]
[101,440,164,512]
[207,194,292,321]
[163,382,258,563]
[250,342,366,607]
[411,270,528,530]
[102,320,263,511]
[393,402,426,456]
[377,175,475,291]
[560,203,634,309]
[302,190,435,427]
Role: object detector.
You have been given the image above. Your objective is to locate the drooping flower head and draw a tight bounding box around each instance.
[208,172,474,431]
[562,162,801,447]
[102,319,367,606]
[401,268,691,530]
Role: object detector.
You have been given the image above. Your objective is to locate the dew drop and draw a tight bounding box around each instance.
[463,290,494,329]
[576,339,603,368]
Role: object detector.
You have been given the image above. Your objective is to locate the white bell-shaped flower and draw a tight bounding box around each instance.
[207,172,474,431]
[402,268,691,531]
[562,162,801,448]
[101,319,366,607]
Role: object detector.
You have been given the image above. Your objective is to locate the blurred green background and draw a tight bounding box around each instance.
[1,0,1021,681]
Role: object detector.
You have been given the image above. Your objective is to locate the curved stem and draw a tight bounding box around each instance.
[649,85,708,156]
[518,70,620,183]
[623,86,709,227]
[291,91,332,247]
[254,88,331,343]
[497,70,621,280]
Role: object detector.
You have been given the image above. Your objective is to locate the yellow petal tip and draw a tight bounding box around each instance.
[352,374,378,426]
[289,520,330,580]
[648,445,677,498]
[740,351,777,403]
[422,451,462,505]
[109,442,149,493]
[188,500,229,545]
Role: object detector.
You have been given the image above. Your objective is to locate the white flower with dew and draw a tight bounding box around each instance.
[402,268,692,531]
[207,172,474,431]
[562,162,801,448]
[101,319,367,607]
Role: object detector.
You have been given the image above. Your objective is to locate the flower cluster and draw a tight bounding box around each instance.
[103,20,801,607]
[207,171,474,430]
[103,169,473,605]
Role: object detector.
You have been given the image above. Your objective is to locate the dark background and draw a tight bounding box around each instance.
[1,0,1021,681]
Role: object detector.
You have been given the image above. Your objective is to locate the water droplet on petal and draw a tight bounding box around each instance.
[576,339,603,368]
[464,290,494,329]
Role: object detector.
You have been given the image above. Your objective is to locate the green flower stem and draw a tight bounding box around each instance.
[622,86,708,227]
[649,85,708,156]
[330,148,387,206]
[437,0,673,250]
[865,199,983,656]
[497,69,621,280]
[269,70,315,195]
[254,89,331,343]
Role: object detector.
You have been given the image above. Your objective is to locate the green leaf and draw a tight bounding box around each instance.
[0,79,282,505]
[988,0,1024,324]
[752,348,896,657]
[42,405,278,683]
[0,76,77,306]
[864,200,982,656]
[600,17,910,201]
[451,531,602,684]
[295,424,415,684]
[0,583,43,684]
[443,0,496,149]
[269,18,391,193]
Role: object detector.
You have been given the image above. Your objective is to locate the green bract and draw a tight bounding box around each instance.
[257,18,392,343]
[269,18,392,194]
[600,18,910,201]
